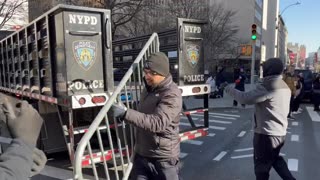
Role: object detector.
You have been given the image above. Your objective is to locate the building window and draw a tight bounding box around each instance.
[256,0,263,8]
[255,9,262,22]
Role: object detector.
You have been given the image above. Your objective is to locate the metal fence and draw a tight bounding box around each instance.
[74,33,159,180]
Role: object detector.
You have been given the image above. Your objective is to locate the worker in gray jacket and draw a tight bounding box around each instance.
[225,58,296,180]
[110,52,182,180]
[0,96,46,180]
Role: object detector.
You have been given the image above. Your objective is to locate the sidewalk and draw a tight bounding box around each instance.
[184,84,256,109]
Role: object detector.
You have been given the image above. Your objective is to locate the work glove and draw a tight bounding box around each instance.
[3,99,43,147]
[110,101,127,119]
[30,147,47,177]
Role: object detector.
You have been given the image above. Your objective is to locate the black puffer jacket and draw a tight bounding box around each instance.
[125,75,182,160]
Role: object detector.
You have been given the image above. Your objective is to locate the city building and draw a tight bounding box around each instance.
[277,15,288,66]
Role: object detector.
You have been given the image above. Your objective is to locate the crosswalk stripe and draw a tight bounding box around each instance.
[180,116,199,120]
[182,139,203,145]
[291,134,299,142]
[288,159,299,171]
[207,133,216,137]
[40,165,100,180]
[209,126,226,130]
[306,106,320,122]
[234,147,253,152]
[180,152,188,159]
[292,122,299,126]
[209,112,240,117]
[213,151,227,161]
[209,120,232,124]
[210,115,237,120]
[237,131,246,137]
[179,122,226,130]
[231,154,253,159]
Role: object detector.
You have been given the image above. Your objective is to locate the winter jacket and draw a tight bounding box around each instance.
[0,139,34,180]
[235,73,246,91]
[283,73,297,95]
[225,75,290,136]
[125,75,182,160]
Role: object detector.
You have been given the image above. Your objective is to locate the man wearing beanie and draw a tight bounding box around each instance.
[110,52,182,180]
[225,58,296,180]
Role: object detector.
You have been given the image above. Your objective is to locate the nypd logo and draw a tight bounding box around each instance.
[186,45,200,68]
[73,41,97,71]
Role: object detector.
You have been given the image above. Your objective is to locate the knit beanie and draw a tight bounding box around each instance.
[262,58,284,77]
[144,52,170,77]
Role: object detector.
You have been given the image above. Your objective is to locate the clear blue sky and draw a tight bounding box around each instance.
[280,0,320,56]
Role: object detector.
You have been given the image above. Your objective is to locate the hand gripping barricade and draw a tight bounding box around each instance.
[74,19,210,179]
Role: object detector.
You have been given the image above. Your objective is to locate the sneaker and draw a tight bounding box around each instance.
[292,111,301,115]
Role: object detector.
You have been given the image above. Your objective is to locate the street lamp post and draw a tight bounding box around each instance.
[276,1,301,59]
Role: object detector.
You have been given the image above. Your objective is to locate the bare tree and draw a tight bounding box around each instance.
[71,0,144,38]
[204,3,239,59]
[0,0,27,29]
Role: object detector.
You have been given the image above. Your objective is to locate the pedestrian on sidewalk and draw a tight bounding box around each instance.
[110,52,182,180]
[225,58,296,180]
[233,67,246,108]
[312,75,320,111]
[283,65,297,119]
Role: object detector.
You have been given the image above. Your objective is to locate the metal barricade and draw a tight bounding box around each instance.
[74,33,159,180]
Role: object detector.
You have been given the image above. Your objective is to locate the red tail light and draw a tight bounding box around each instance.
[92,96,106,104]
[79,97,86,105]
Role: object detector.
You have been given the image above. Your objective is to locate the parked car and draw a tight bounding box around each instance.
[294,69,313,101]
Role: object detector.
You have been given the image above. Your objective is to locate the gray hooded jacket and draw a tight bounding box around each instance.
[225,58,290,136]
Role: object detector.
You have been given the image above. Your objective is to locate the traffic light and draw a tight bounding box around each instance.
[251,24,257,40]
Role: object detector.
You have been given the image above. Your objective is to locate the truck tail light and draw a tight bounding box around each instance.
[92,96,106,104]
[79,97,86,105]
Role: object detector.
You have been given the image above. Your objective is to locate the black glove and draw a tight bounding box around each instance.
[110,102,127,119]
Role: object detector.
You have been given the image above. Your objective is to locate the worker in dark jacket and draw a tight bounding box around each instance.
[0,96,46,180]
[110,52,182,180]
[233,67,246,108]
[225,58,296,180]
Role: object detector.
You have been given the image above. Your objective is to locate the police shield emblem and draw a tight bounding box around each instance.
[186,45,200,68]
[73,40,97,71]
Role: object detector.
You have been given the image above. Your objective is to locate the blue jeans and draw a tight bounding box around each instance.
[131,154,180,180]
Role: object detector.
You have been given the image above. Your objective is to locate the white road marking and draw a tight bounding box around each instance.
[209,126,226,130]
[182,139,203,145]
[40,165,101,180]
[288,159,299,171]
[179,152,188,159]
[179,122,226,130]
[180,116,199,120]
[213,151,227,161]
[291,134,299,142]
[292,122,299,126]
[306,106,320,122]
[234,147,253,152]
[231,154,253,159]
[208,120,232,124]
[207,133,216,137]
[287,131,292,134]
[238,131,246,137]
[210,115,237,120]
[209,112,240,118]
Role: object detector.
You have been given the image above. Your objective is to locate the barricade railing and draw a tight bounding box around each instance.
[74,33,159,180]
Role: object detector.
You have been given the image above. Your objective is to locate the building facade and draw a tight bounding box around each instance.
[277,15,288,66]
